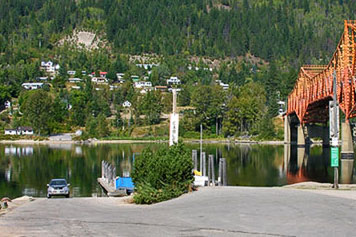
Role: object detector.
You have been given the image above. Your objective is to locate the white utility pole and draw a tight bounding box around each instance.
[169,89,179,146]
[200,123,203,172]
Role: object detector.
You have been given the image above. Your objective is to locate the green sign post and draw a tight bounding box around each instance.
[331,146,339,167]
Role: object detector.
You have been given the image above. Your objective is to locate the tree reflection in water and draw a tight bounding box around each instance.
[0,143,355,199]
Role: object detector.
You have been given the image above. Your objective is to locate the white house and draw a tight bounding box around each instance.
[278,101,285,115]
[41,61,53,67]
[91,77,108,84]
[22,83,44,90]
[136,63,159,70]
[18,127,34,135]
[168,88,181,92]
[41,61,60,74]
[4,100,11,109]
[68,78,83,83]
[116,73,125,83]
[123,101,131,108]
[117,73,124,79]
[134,81,152,89]
[67,70,76,76]
[4,129,17,135]
[99,72,107,78]
[71,86,81,90]
[215,80,229,90]
[4,127,34,135]
[167,76,181,85]
[109,85,119,90]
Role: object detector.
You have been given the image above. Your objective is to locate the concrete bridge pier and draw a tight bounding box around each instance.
[297,125,306,146]
[284,115,291,144]
[341,122,354,159]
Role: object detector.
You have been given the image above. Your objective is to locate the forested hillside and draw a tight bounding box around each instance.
[0,0,355,139]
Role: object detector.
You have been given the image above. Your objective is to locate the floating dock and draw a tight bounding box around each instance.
[97,178,127,197]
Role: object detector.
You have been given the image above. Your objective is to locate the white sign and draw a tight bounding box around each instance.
[169,113,179,146]
[329,101,339,140]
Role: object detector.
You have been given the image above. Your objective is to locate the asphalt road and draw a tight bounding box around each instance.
[0,187,356,236]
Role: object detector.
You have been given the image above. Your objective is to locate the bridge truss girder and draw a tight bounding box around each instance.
[288,20,356,124]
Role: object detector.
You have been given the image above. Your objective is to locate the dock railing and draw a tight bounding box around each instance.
[101,160,116,187]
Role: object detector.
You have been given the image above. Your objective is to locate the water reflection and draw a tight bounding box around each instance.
[5,146,33,156]
[285,145,355,185]
[340,159,354,184]
[0,143,355,199]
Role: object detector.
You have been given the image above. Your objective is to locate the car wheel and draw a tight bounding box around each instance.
[47,195,51,199]
[65,194,70,198]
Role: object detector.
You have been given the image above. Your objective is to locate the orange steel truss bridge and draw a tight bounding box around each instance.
[287,20,356,124]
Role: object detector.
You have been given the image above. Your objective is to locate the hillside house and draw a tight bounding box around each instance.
[110,85,119,90]
[167,76,181,85]
[22,83,44,90]
[68,78,83,83]
[155,86,168,92]
[67,71,76,76]
[123,101,131,108]
[91,77,108,84]
[4,100,11,109]
[71,86,81,90]
[215,80,229,90]
[100,72,107,78]
[134,81,152,89]
[136,63,159,70]
[41,61,60,74]
[116,73,125,83]
[5,127,34,135]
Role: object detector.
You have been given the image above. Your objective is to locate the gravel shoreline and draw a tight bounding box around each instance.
[0,139,288,145]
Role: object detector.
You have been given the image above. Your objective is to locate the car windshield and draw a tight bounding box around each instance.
[50,180,66,186]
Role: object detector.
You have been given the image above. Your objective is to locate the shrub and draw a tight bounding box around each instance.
[132,142,193,204]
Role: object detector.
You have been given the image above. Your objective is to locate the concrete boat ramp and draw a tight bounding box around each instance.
[1,186,356,236]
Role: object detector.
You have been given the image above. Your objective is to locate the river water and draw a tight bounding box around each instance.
[0,143,355,199]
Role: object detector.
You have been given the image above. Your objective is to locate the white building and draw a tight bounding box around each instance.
[67,70,76,76]
[4,100,11,109]
[68,78,83,83]
[116,73,125,83]
[4,129,17,135]
[167,76,181,85]
[19,127,34,135]
[136,63,159,70]
[123,101,131,108]
[22,83,44,90]
[278,101,286,115]
[109,85,119,91]
[71,86,81,90]
[4,127,34,135]
[91,77,108,84]
[41,61,60,74]
[134,81,152,89]
[215,80,229,90]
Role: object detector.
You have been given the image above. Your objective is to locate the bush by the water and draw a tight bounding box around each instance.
[132,143,193,204]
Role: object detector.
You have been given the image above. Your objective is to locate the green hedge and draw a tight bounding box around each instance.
[132,143,193,204]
